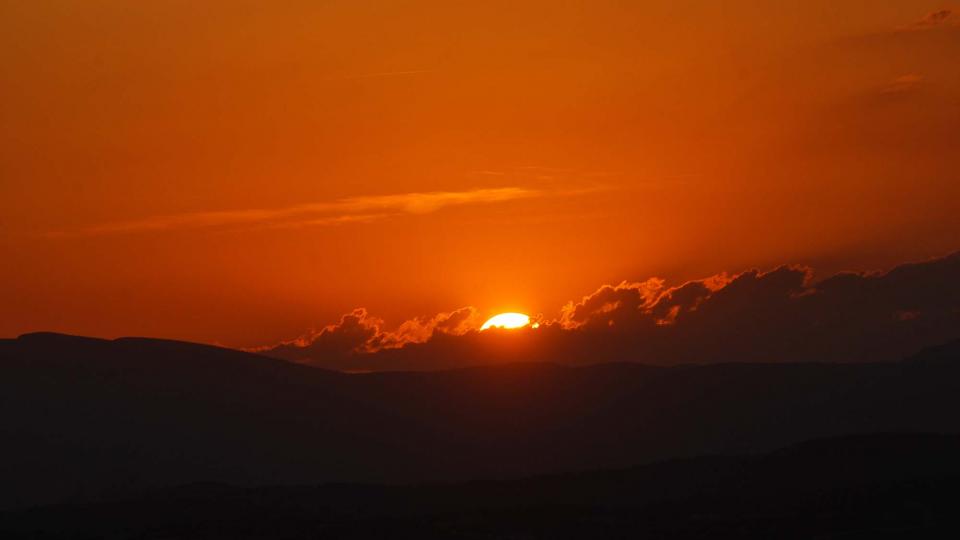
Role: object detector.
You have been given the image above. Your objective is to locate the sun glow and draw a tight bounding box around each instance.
[481,312,532,330]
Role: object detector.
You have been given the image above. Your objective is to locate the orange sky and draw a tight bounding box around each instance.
[2,1,959,348]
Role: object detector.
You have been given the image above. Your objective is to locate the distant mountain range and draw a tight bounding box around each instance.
[4,432,960,538]
[3,332,960,514]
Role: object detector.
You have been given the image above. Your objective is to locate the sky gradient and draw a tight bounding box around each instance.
[2,1,958,348]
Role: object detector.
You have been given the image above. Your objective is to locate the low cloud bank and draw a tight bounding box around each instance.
[260,252,960,371]
[258,307,480,366]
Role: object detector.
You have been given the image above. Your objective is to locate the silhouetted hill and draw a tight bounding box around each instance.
[3,433,960,539]
[3,333,960,511]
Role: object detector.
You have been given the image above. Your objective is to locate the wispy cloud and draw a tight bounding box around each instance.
[326,69,434,81]
[48,187,543,237]
[913,8,954,28]
[895,8,957,32]
[880,73,924,95]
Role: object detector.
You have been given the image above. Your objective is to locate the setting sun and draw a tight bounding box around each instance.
[481,313,532,331]
[3,2,960,535]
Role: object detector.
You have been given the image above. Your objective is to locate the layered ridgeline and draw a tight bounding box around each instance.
[5,433,960,538]
[2,332,960,510]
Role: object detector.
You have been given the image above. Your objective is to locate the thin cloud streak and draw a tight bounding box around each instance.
[48,187,543,237]
[893,8,957,32]
[262,213,395,231]
[326,69,435,81]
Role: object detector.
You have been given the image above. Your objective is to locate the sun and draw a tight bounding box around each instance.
[481,312,535,331]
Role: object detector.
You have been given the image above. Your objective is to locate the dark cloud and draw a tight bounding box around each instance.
[558,278,665,329]
[261,308,383,364]
[912,9,954,29]
[259,307,480,369]
[887,9,957,33]
[262,253,960,371]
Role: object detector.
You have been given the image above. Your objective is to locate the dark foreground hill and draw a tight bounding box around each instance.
[3,333,960,511]
[4,433,960,539]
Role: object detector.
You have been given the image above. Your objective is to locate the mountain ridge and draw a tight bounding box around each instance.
[2,332,960,510]
[4,432,960,539]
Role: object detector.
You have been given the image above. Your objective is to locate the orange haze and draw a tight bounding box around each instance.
[2,1,959,347]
